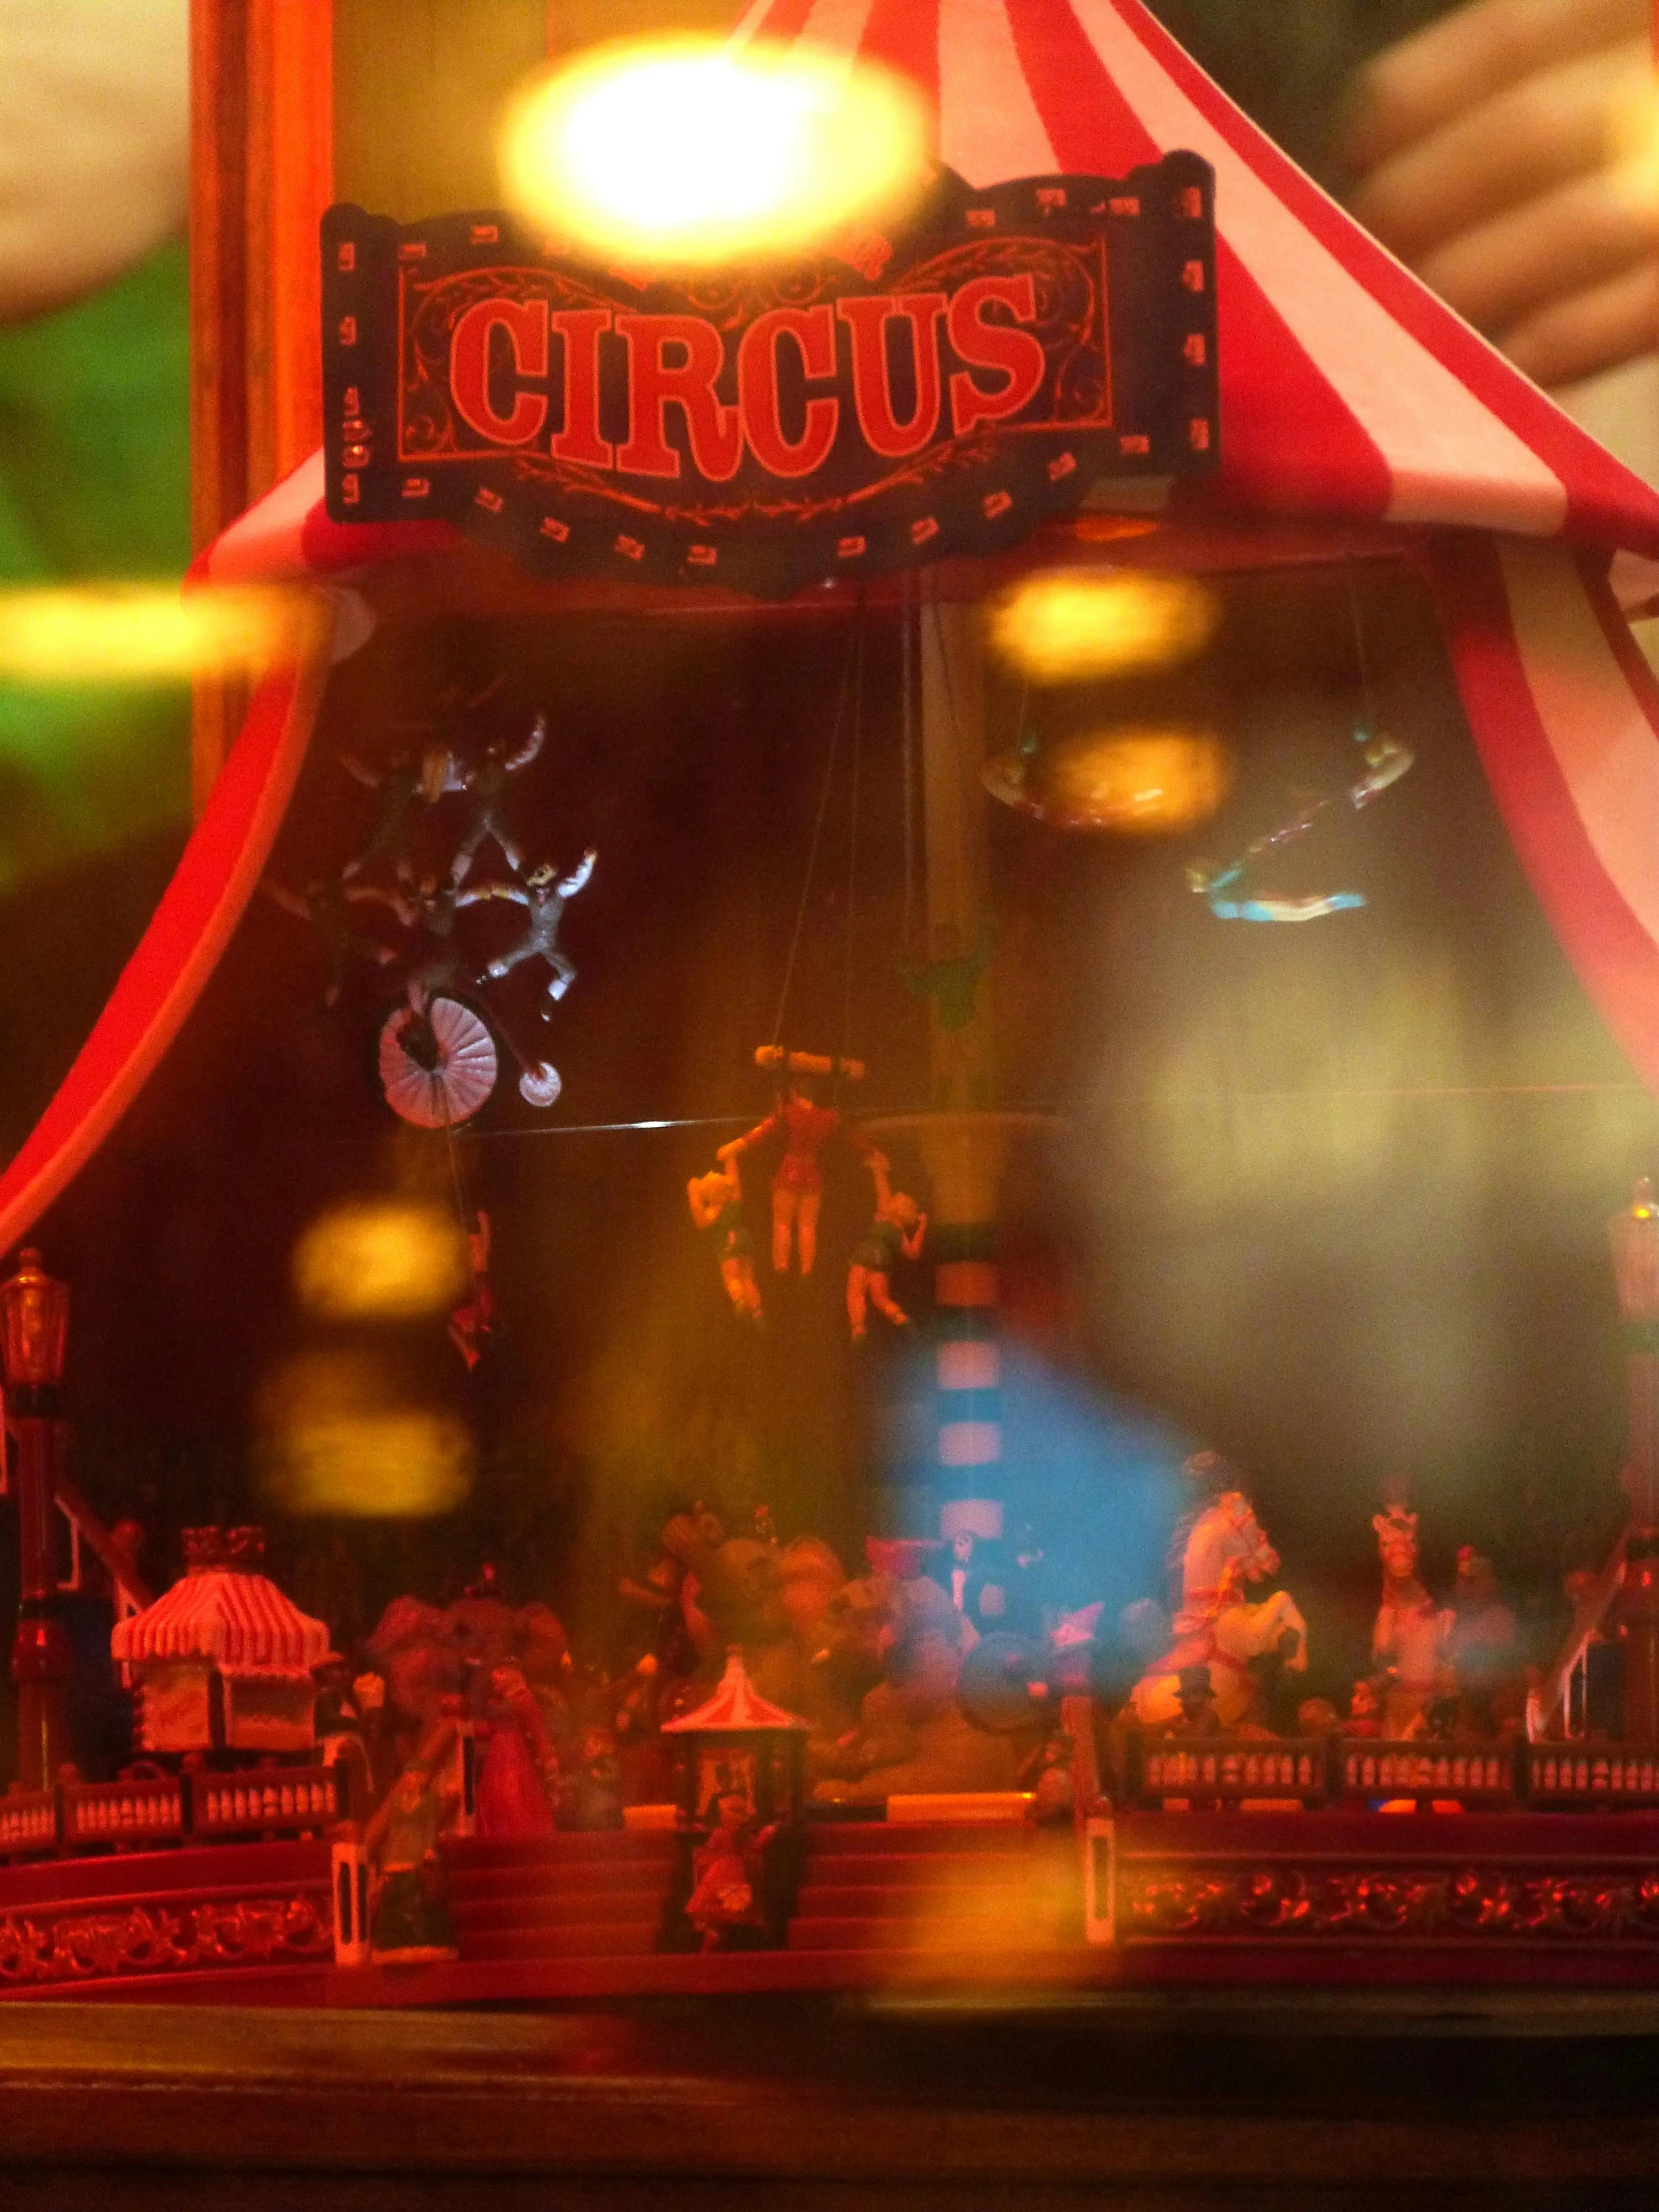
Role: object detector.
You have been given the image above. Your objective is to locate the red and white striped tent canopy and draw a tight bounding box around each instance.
[662,1650,811,1733]
[4,0,1659,1250]
[112,1568,331,1681]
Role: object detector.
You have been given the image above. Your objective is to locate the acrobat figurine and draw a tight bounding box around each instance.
[447,1211,497,1371]
[1188,728,1413,925]
[687,1156,763,1325]
[353,864,470,998]
[845,1151,926,1341]
[448,714,549,885]
[338,743,456,881]
[720,1048,865,1277]
[262,876,397,1007]
[467,849,597,999]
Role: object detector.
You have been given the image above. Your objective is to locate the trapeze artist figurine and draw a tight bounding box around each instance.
[447,1210,497,1371]
[686,1157,763,1326]
[262,876,397,1007]
[337,742,456,881]
[845,1151,926,1342]
[1188,728,1413,923]
[720,1047,864,1277]
[467,849,597,1000]
[448,714,548,885]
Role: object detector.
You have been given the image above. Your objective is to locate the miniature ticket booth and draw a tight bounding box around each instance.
[662,1648,810,1830]
[112,1527,330,1757]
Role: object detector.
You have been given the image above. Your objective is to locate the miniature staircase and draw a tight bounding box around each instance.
[787,1821,1079,1962]
[444,1831,679,1962]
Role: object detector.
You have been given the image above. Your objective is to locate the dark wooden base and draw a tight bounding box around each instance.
[10,1990,1659,2208]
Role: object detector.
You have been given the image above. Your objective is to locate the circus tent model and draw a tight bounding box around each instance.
[2,0,1659,2015]
[0,0,1653,1260]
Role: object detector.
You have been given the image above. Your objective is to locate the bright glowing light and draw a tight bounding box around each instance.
[272,1410,475,1519]
[499,38,927,268]
[985,724,1234,835]
[260,1351,475,1518]
[1606,81,1659,215]
[986,572,1219,686]
[292,1201,470,1323]
[0,584,321,686]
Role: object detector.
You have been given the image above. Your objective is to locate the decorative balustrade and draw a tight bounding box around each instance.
[195,1766,340,1839]
[0,1755,348,1863]
[1524,1745,1659,1808]
[61,1776,188,1849]
[1339,1741,1516,1805]
[1129,1737,1329,1807]
[0,1789,59,1858]
[1123,1732,1524,1810]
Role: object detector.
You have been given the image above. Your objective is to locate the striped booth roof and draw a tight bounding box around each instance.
[112,1570,331,1682]
[1,0,1658,1254]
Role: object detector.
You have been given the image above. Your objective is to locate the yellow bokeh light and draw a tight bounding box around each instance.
[499,38,927,268]
[1605,80,1659,214]
[0,584,322,686]
[292,1201,471,1324]
[271,1409,475,1520]
[985,724,1234,835]
[986,571,1219,686]
[260,1350,475,1519]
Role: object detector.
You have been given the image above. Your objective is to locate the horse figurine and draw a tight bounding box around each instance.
[1129,1488,1308,1728]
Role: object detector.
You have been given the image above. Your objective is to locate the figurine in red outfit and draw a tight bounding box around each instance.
[475,1662,557,1841]
[720,1049,864,1276]
[685,1790,779,1950]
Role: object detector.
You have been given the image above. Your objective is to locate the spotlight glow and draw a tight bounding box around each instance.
[0,584,322,685]
[987,571,1219,686]
[499,38,927,269]
[985,724,1234,835]
[292,1202,470,1324]
[260,1350,475,1519]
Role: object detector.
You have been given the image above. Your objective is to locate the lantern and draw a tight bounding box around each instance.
[0,1249,72,1789]
[0,1248,69,1398]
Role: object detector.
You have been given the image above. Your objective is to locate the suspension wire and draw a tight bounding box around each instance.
[1345,555,1378,733]
[477,1113,759,1138]
[838,610,865,1084]
[900,575,916,961]
[442,1117,473,1237]
[771,616,861,1048]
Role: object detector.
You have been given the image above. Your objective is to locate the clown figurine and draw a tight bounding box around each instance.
[687,1156,763,1325]
[845,1150,926,1342]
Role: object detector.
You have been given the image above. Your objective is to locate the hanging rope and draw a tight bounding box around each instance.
[442,1117,472,1236]
[1345,555,1379,733]
[838,616,865,1083]
[900,577,916,962]
[770,614,862,1049]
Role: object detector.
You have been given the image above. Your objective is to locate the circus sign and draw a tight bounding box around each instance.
[321,155,1219,596]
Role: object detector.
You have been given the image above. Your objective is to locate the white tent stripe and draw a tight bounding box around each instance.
[797,0,878,80]
[729,0,777,43]
[1064,0,1567,537]
[937,0,1056,185]
[1496,539,1659,956]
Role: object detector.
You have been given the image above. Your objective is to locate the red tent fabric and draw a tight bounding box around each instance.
[3,0,1659,1252]
[662,1651,811,1733]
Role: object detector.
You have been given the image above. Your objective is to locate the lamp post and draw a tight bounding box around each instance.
[1609,1181,1659,1740]
[1,1249,72,1789]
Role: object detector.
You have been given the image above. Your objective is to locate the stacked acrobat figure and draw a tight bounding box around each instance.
[266,687,597,1128]
[686,1047,926,1341]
